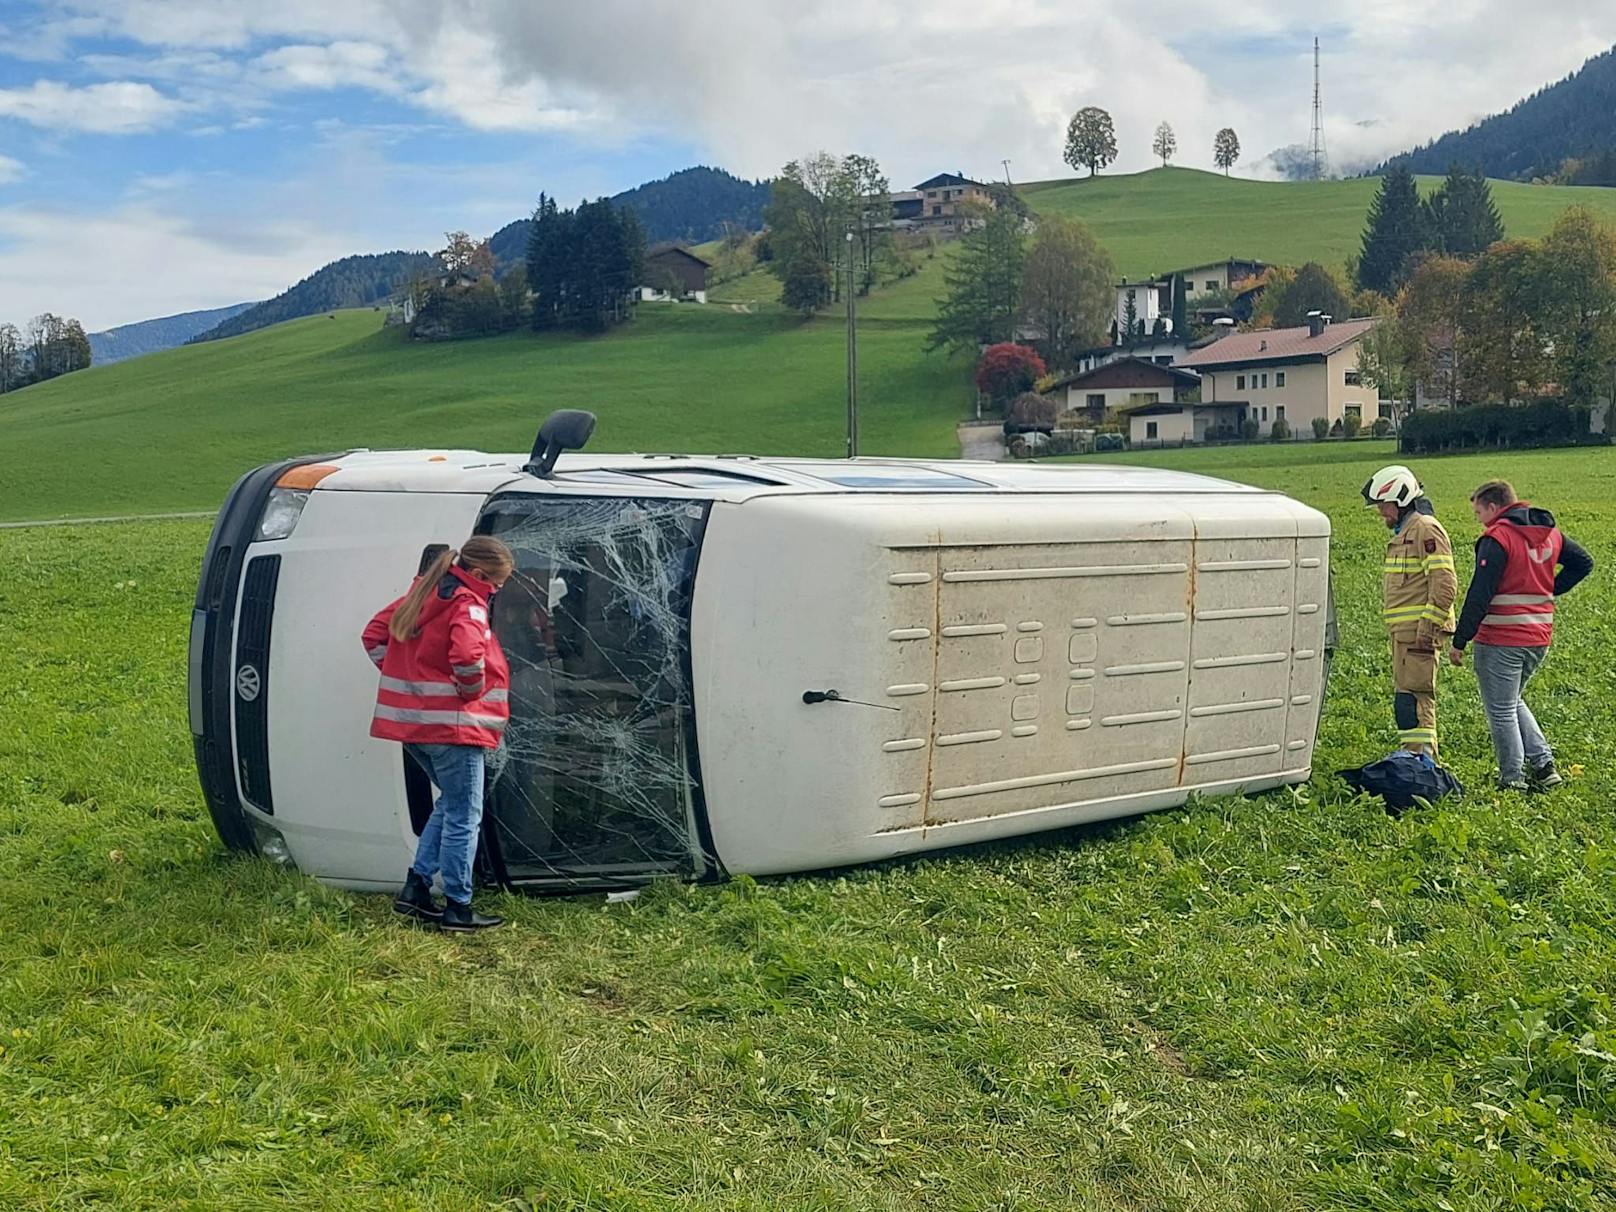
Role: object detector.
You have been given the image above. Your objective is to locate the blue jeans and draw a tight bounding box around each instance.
[1472,644,1551,783]
[404,743,486,904]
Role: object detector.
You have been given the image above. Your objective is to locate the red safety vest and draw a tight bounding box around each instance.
[360,565,510,748]
[1475,505,1562,649]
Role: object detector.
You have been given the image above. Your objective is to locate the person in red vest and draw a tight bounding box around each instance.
[362,536,515,930]
[1448,481,1593,791]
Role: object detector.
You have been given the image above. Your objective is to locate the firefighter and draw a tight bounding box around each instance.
[1448,480,1594,790]
[1362,465,1456,757]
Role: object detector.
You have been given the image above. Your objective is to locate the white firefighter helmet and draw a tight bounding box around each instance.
[1362,464,1421,509]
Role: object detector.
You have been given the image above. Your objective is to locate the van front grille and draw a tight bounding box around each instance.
[234,555,280,813]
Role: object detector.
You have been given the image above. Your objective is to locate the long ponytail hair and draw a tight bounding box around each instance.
[389,535,515,641]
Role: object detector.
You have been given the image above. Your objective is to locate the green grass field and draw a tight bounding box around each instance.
[1020,167,1616,279]
[3,442,1615,1210]
[0,303,970,521]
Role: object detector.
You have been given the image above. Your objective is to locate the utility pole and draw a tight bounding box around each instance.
[845,228,859,459]
[1002,159,1013,188]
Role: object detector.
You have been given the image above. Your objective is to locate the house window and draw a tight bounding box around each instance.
[1128,391,1161,406]
[1236,374,1246,390]
[1204,280,1218,292]
[1276,371,1286,387]
[1146,421,1159,439]
[1277,406,1286,421]
[930,205,941,216]
[1261,406,1268,421]
[1086,393,1105,410]
[1344,404,1362,419]
[1345,369,1363,386]
[1379,403,1393,419]
[1260,372,1269,388]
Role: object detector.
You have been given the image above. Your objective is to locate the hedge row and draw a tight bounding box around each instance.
[1398,400,1606,454]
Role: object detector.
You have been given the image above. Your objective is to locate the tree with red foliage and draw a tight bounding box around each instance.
[974,343,1046,406]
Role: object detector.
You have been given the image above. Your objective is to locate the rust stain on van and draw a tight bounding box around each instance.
[1177,523,1200,786]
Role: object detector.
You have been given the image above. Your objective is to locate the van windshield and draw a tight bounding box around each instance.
[477,494,715,887]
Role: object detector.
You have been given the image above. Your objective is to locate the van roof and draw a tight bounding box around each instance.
[311,449,1274,500]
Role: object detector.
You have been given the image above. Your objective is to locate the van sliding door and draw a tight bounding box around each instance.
[476,494,717,891]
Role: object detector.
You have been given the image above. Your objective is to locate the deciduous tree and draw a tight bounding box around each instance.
[0,322,23,392]
[1018,215,1114,369]
[1395,254,1470,406]
[1268,262,1351,328]
[1152,122,1177,168]
[973,343,1046,405]
[1064,107,1117,177]
[1213,128,1240,175]
[1536,205,1616,404]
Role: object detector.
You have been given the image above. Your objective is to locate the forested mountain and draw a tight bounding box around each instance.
[89,303,255,364]
[487,165,769,270]
[191,252,434,343]
[1382,45,1616,180]
[189,168,767,344]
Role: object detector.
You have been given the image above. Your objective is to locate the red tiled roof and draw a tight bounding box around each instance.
[1175,317,1378,369]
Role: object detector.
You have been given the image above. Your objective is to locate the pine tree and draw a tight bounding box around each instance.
[1356,165,1431,295]
[1122,290,1139,339]
[1170,274,1187,335]
[1425,165,1504,258]
[928,206,1028,352]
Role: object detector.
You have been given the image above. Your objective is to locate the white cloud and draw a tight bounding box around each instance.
[0,154,24,183]
[0,80,187,134]
[250,41,399,94]
[0,203,352,330]
[50,2,1616,180]
[8,1,1616,329]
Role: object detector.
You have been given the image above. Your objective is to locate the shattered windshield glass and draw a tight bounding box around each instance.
[478,494,715,887]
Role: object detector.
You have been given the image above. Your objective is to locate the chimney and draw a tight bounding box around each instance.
[1209,317,1235,342]
[1306,310,1327,338]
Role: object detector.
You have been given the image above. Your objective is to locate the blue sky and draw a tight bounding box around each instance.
[1,0,1613,330]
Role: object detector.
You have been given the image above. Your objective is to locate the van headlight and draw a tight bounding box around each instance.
[257,488,311,541]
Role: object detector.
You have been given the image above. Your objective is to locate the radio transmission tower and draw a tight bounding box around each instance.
[1308,36,1329,180]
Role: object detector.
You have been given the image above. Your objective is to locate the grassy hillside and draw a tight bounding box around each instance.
[1021,166,1616,276]
[5,443,1616,1208]
[0,303,969,520]
[11,167,1616,522]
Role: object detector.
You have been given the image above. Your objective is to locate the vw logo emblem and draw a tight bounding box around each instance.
[236,664,262,702]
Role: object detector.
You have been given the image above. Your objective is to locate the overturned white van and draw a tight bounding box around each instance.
[191,414,1335,894]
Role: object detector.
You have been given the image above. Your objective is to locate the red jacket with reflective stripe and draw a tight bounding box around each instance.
[1475,505,1562,648]
[361,565,510,748]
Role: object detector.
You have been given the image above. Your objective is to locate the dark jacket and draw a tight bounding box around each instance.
[1453,504,1594,649]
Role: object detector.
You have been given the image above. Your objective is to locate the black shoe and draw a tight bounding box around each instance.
[1497,777,1529,793]
[393,870,442,922]
[441,900,504,932]
[1528,761,1563,791]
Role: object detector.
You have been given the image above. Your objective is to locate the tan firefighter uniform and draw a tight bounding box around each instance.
[1382,507,1457,753]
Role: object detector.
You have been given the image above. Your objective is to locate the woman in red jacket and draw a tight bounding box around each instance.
[361,536,514,931]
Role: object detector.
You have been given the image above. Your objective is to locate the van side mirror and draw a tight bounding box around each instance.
[525,409,597,478]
